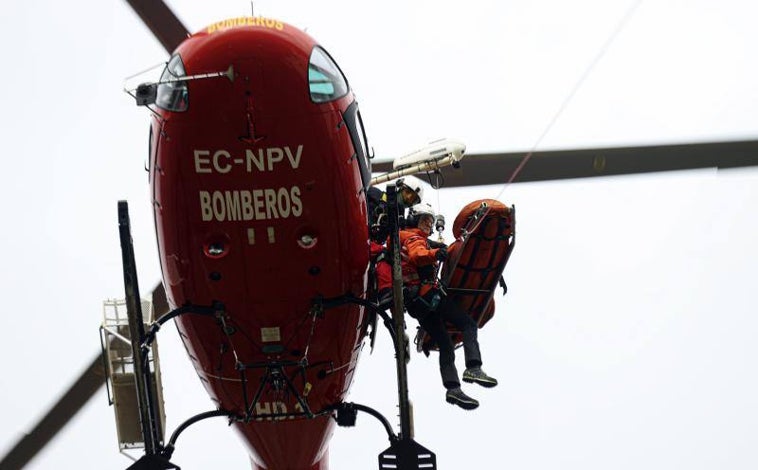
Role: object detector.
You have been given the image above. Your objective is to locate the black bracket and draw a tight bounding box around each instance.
[141,301,224,351]
[126,453,178,470]
[127,409,238,470]
[319,401,438,470]
[379,438,437,470]
[320,402,396,442]
[314,294,397,348]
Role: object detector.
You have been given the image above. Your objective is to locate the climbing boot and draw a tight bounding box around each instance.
[445,387,479,410]
[462,367,498,388]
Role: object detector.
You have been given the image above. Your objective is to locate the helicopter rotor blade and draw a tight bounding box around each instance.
[0,283,170,469]
[0,352,106,470]
[372,139,758,187]
[125,0,190,54]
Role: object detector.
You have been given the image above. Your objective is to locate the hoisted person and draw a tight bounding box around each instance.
[400,203,498,410]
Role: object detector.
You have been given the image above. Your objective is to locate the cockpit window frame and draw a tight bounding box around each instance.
[308,46,350,104]
[155,54,189,113]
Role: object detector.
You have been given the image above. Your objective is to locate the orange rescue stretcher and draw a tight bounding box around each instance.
[417,199,515,353]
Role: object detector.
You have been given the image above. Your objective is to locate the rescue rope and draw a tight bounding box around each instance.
[492,0,642,201]
[432,1,641,303]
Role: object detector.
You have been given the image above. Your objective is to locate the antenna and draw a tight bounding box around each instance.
[251,1,254,16]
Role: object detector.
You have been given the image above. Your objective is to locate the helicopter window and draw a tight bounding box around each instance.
[308,47,348,103]
[156,55,189,112]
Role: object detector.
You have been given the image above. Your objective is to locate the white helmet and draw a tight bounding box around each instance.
[395,176,424,207]
[407,202,436,228]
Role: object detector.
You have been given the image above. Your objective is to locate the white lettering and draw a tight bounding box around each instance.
[254,401,271,420]
[194,150,211,173]
[253,401,291,421]
[197,186,305,222]
[241,191,253,220]
[253,189,265,219]
[273,401,287,420]
[225,191,241,220]
[199,191,213,221]
[264,189,279,219]
[285,145,303,169]
[291,186,303,217]
[277,187,291,218]
[246,149,265,172]
[198,145,304,173]
[212,192,226,221]
[266,148,284,171]
[213,150,232,173]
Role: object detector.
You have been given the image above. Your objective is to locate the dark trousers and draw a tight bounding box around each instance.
[410,292,482,389]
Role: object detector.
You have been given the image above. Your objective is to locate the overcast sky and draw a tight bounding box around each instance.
[1,0,757,469]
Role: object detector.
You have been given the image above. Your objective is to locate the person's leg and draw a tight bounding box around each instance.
[420,309,480,410]
[438,298,498,387]
[420,314,459,389]
[437,298,481,368]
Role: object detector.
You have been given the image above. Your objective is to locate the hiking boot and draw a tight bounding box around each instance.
[445,387,479,410]
[462,367,498,388]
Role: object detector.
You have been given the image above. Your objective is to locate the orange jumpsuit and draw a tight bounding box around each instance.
[398,227,443,297]
[399,227,482,390]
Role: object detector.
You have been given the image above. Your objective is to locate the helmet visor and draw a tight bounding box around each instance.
[400,187,421,206]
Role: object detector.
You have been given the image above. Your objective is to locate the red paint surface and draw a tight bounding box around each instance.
[149,19,370,469]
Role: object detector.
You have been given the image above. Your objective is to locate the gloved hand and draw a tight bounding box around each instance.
[428,239,446,249]
[435,246,448,261]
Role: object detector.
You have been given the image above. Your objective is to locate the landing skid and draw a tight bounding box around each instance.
[117,190,436,469]
[329,402,437,470]
[331,185,438,469]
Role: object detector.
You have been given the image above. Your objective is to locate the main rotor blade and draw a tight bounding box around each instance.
[372,139,758,187]
[125,0,190,54]
[0,352,106,470]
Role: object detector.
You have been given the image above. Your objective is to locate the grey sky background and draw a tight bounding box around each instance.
[1,0,757,468]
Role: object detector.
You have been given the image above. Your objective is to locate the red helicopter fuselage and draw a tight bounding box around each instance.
[149,17,372,469]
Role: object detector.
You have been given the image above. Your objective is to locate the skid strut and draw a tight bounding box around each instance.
[118,201,163,457]
[119,202,238,470]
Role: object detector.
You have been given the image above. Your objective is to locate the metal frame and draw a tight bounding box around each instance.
[117,194,435,469]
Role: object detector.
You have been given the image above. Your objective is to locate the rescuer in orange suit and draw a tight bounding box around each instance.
[400,203,498,410]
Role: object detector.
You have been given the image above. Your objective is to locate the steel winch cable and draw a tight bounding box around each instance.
[490,0,643,202]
